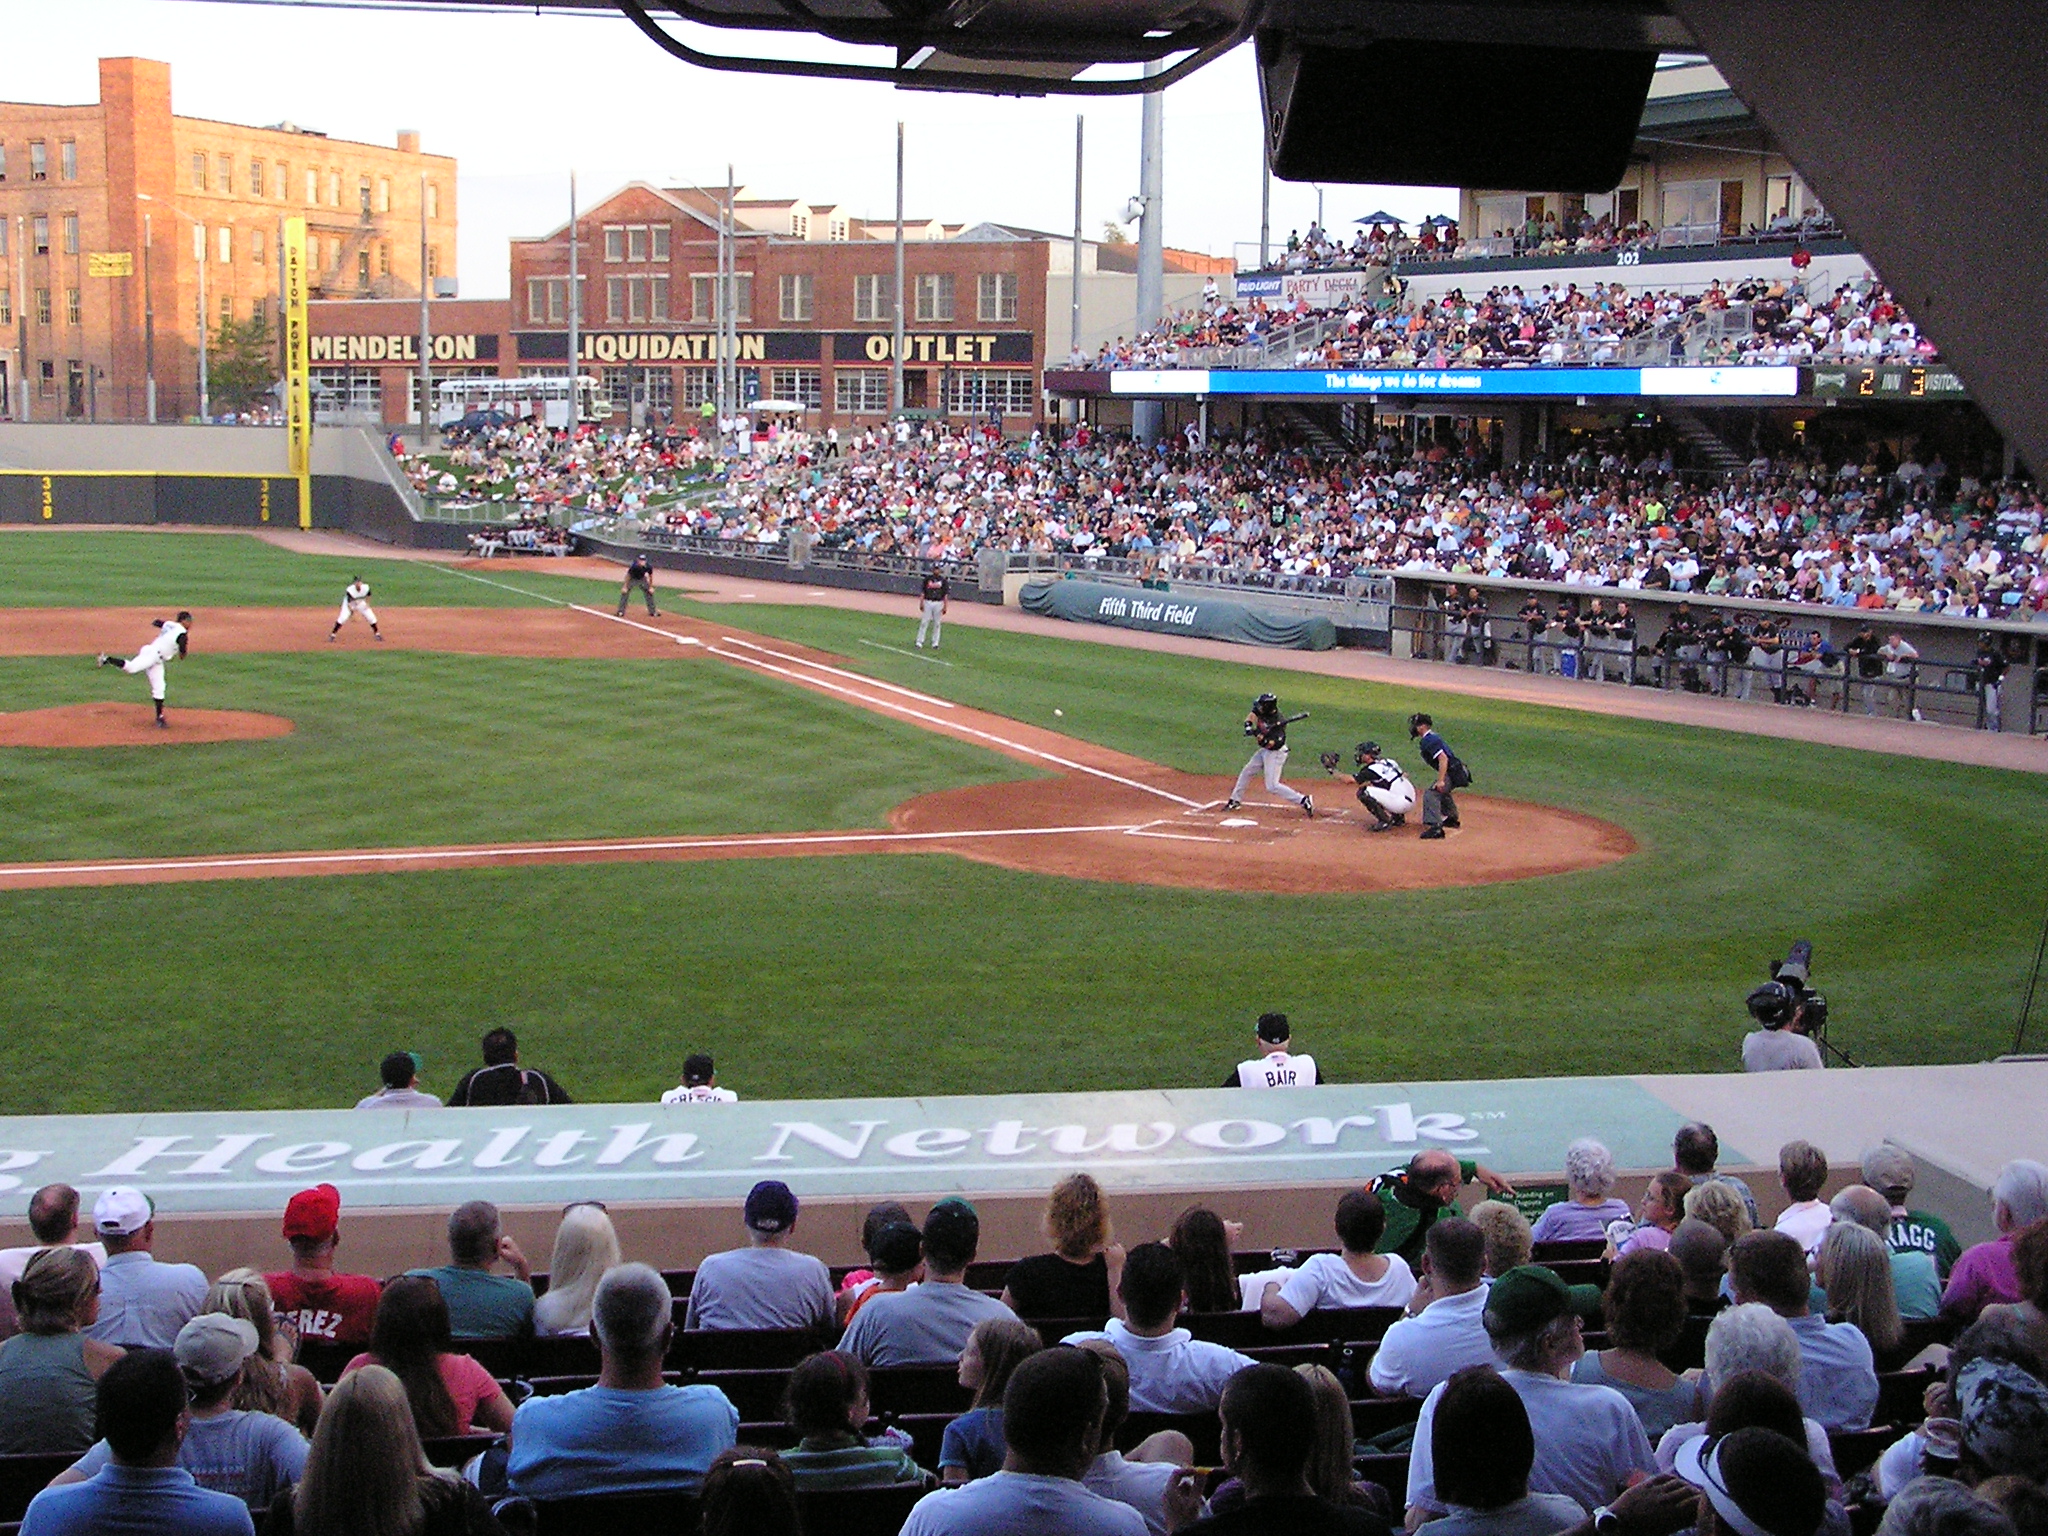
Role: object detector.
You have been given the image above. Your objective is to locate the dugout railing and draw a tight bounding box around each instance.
[1390,602,2028,731]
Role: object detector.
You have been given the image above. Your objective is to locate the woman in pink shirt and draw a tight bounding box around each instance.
[342,1275,513,1438]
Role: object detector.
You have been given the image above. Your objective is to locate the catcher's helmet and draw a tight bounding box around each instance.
[1253,692,1279,714]
[1355,741,1380,763]
[1746,981,1797,1028]
[1407,712,1432,737]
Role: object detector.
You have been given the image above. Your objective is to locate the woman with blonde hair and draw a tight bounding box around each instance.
[938,1315,1044,1485]
[0,1248,122,1454]
[1683,1179,1754,1251]
[1469,1201,1533,1278]
[263,1364,506,1536]
[1818,1220,1905,1365]
[532,1203,621,1338]
[208,1269,323,1435]
[1296,1363,1378,1510]
[999,1173,1124,1322]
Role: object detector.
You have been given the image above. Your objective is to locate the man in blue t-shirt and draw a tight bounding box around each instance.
[509,1264,738,1497]
[1407,713,1464,840]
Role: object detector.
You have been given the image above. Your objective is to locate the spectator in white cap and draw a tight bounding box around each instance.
[684,1181,835,1333]
[53,1313,309,1513]
[82,1189,208,1350]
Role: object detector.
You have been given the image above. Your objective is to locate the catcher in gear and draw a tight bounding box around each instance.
[1323,740,1417,832]
[1225,692,1313,816]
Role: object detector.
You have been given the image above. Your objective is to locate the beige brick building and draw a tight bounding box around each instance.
[0,57,454,420]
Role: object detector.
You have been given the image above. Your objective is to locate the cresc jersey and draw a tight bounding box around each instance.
[661,1084,738,1105]
[1236,1050,1319,1088]
[921,575,949,603]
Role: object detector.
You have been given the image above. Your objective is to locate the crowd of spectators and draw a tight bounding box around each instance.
[395,419,715,523]
[0,1121,2040,1536]
[1260,208,1844,274]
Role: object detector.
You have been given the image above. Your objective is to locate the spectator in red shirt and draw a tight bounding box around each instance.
[263,1185,381,1351]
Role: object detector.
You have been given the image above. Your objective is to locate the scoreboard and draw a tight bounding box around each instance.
[1804,365,1968,399]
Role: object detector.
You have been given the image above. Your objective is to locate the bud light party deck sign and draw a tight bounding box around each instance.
[1109,366,1800,399]
[0,1079,1685,1217]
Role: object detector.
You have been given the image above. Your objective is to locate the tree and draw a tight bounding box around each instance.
[208,315,280,416]
[1101,221,1131,245]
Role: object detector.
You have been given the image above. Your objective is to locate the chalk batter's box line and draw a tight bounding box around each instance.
[0,822,1154,884]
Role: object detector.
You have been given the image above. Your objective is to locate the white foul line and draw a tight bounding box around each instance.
[718,635,954,706]
[705,644,1202,809]
[1123,828,1230,845]
[567,603,702,646]
[857,638,955,668]
[0,822,1149,882]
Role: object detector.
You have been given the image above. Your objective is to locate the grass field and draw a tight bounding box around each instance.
[1,530,2042,1113]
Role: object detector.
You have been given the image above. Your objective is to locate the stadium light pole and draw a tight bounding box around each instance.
[1259,158,1270,268]
[137,194,206,419]
[891,122,905,419]
[417,170,431,447]
[142,214,156,423]
[14,214,28,421]
[1132,59,1165,445]
[566,172,579,429]
[1070,115,1084,374]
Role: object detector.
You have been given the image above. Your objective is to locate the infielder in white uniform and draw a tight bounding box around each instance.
[97,611,191,728]
[1223,692,1313,816]
[1224,1012,1321,1087]
[1327,740,1416,833]
[329,578,383,642]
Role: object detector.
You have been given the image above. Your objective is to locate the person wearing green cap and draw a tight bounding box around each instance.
[1369,1149,1517,1268]
[1406,1265,1654,1527]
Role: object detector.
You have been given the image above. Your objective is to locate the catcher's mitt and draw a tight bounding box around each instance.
[1318,750,1343,773]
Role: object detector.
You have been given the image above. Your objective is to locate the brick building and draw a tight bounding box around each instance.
[0,57,454,421]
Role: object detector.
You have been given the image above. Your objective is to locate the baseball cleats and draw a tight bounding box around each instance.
[1301,795,1315,818]
[95,653,109,666]
[1443,817,1462,829]
[1221,799,1241,812]
[374,633,385,641]
[1367,820,1396,834]
[1420,826,1446,839]
[327,633,337,642]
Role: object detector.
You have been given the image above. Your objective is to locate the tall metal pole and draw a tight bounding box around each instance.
[713,179,726,436]
[1259,158,1271,268]
[1070,115,1084,367]
[891,123,905,419]
[722,165,737,451]
[417,170,432,445]
[1133,60,1166,444]
[14,216,28,421]
[197,230,209,420]
[143,214,156,423]
[566,172,579,429]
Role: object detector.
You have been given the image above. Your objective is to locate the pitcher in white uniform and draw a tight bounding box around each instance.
[97,611,191,729]
[329,578,383,642]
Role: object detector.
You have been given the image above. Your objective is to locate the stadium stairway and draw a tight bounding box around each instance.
[1664,406,1750,474]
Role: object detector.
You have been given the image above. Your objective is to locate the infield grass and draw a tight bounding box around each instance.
[0,531,2041,1109]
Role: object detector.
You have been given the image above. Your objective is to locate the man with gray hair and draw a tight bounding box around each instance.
[405,1200,534,1339]
[1943,1160,2048,1324]
[508,1263,738,1498]
[1861,1146,1962,1282]
[1831,1185,1942,1320]
[1405,1265,1653,1525]
[1875,1478,2020,1536]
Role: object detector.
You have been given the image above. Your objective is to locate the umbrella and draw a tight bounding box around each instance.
[1422,214,1458,228]
[1355,211,1406,227]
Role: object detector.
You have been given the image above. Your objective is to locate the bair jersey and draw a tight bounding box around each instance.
[1233,1049,1321,1088]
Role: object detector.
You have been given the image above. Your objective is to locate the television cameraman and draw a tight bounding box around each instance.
[1740,944,1830,1072]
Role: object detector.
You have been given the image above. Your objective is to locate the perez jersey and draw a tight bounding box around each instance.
[921,574,949,603]
[1234,1050,1320,1088]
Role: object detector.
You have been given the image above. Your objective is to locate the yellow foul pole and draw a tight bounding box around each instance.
[283,218,312,528]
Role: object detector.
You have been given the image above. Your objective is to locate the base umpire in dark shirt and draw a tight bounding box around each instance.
[618,553,659,618]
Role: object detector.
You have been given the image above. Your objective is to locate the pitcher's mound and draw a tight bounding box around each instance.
[0,704,295,747]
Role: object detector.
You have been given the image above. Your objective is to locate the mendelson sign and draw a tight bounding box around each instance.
[0,1081,1684,1215]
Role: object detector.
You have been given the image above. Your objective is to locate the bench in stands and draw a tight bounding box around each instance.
[0,1453,78,1523]
[528,1490,698,1535]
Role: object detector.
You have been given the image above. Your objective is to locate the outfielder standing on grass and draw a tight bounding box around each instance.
[618,551,659,618]
[915,566,948,649]
[1224,692,1313,816]
[329,577,383,642]
[1322,740,1415,832]
[97,611,190,729]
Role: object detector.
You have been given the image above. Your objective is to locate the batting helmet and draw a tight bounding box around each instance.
[1253,692,1279,714]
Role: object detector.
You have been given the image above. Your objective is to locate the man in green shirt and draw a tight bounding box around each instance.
[1369,1148,1516,1267]
[1862,1146,1962,1280]
[406,1199,535,1340]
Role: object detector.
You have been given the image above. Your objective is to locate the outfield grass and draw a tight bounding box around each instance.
[0,531,2041,1110]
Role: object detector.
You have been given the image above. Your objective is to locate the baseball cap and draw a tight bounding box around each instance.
[1689,1429,1827,1536]
[1859,1145,1915,1197]
[868,1222,924,1275]
[1256,1012,1291,1045]
[1958,1357,2048,1481]
[175,1313,260,1383]
[1483,1264,1603,1336]
[744,1179,799,1235]
[93,1187,154,1237]
[683,1054,716,1086]
[282,1184,342,1243]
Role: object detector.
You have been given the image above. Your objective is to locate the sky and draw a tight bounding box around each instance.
[1,0,1456,300]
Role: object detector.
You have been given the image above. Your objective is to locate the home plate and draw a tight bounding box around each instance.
[1219,817,1257,828]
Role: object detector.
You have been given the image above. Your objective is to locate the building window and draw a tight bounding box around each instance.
[31,140,48,181]
[629,277,651,323]
[829,217,848,241]
[914,273,955,323]
[358,179,372,215]
[305,168,318,204]
[779,273,813,322]
[35,289,52,326]
[627,225,648,262]
[769,367,821,407]
[327,170,341,206]
[690,274,753,322]
[0,221,5,257]
[217,153,232,194]
[948,369,1035,416]
[65,287,81,326]
[790,211,809,239]
[38,360,53,395]
[424,182,439,218]
[33,216,49,257]
[377,177,390,213]
[650,276,669,321]
[60,140,77,181]
[252,228,266,265]
[0,290,9,325]
[978,272,1018,322]
[221,293,233,325]
[62,214,79,256]
[249,159,264,197]
[0,142,8,183]
[274,162,286,199]
[604,226,625,262]
[218,226,232,263]
[651,224,669,260]
[251,295,267,326]
[607,277,626,322]
[357,250,371,287]
[192,223,204,262]
[645,370,673,414]
[853,273,888,322]
[527,277,566,324]
[679,366,714,408]
[378,241,391,277]
[835,368,890,413]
